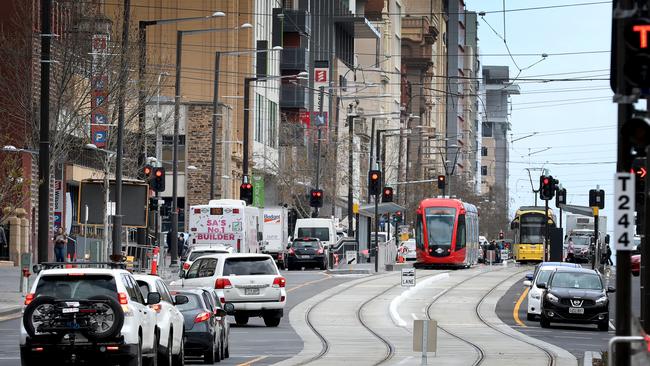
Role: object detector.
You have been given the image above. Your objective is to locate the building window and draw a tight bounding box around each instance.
[481,165,488,176]
[268,100,277,148]
[481,147,488,156]
[482,122,492,137]
[255,94,264,143]
[162,135,185,171]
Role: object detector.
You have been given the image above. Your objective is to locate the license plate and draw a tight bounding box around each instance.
[62,307,79,314]
[300,255,311,259]
[244,288,260,295]
[569,307,584,314]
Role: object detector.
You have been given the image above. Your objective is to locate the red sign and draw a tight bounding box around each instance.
[633,24,650,48]
[314,68,328,83]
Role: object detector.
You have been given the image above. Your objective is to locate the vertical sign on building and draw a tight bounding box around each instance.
[252,175,265,208]
[91,34,109,147]
[54,180,63,228]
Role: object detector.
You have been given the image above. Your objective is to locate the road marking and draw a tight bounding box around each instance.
[513,286,529,327]
[609,320,616,331]
[287,272,333,293]
[389,272,449,328]
[237,355,268,366]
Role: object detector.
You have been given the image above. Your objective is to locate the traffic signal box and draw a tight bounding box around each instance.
[588,189,605,209]
[393,211,402,223]
[144,165,165,193]
[309,189,324,208]
[539,175,555,201]
[382,187,394,203]
[240,183,253,205]
[437,175,446,190]
[369,170,382,196]
[555,188,567,208]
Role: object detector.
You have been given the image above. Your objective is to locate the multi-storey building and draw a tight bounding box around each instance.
[480,65,520,209]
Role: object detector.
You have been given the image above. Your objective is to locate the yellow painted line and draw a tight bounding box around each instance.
[513,286,529,327]
[287,272,333,293]
[237,355,268,366]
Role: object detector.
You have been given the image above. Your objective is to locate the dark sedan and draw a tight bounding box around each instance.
[287,238,328,270]
[538,267,614,331]
[174,288,226,363]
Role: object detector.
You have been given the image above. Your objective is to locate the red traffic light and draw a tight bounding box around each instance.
[371,173,379,180]
[632,24,650,49]
[144,166,152,175]
[438,176,444,181]
[543,178,550,185]
[241,183,252,189]
[631,166,647,178]
[384,188,391,195]
[155,170,162,177]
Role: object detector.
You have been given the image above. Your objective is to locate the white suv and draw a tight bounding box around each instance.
[20,265,159,366]
[134,274,188,366]
[181,244,233,275]
[173,253,286,327]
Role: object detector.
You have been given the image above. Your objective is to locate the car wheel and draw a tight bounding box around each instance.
[160,332,173,366]
[234,314,249,325]
[526,313,536,321]
[263,316,281,327]
[540,316,551,329]
[172,334,184,366]
[203,341,214,364]
[127,337,143,366]
[598,320,609,331]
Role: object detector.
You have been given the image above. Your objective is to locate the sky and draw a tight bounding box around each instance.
[468,0,617,236]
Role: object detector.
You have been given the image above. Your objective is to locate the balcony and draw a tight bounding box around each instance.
[280,83,308,109]
[282,9,311,35]
[280,48,309,72]
[402,16,439,45]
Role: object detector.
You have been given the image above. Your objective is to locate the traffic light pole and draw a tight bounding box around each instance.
[374,193,379,273]
[643,146,650,332]
[313,86,325,218]
[544,198,549,261]
[347,112,354,238]
[592,207,599,270]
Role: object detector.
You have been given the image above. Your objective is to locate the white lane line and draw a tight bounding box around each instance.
[609,320,616,331]
[411,313,418,320]
[389,272,450,328]
[398,356,415,364]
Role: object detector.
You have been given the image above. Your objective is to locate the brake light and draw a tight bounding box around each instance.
[194,311,211,323]
[215,278,233,289]
[25,293,35,306]
[220,297,225,304]
[32,347,44,352]
[67,273,85,276]
[118,292,129,305]
[272,277,286,288]
[182,262,190,270]
[106,346,119,351]
[150,304,162,313]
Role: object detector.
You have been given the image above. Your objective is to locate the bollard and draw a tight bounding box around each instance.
[150,246,160,275]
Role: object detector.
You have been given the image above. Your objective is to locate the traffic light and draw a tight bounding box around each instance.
[621,115,650,171]
[539,175,555,201]
[499,231,504,240]
[309,189,323,208]
[143,164,153,180]
[393,211,402,223]
[589,189,605,209]
[631,157,646,213]
[611,10,650,91]
[437,175,446,190]
[151,167,165,192]
[368,170,382,196]
[240,183,253,205]
[382,187,394,203]
[555,188,567,208]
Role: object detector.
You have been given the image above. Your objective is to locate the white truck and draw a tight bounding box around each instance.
[293,218,337,248]
[564,214,608,263]
[188,199,263,253]
[261,207,289,266]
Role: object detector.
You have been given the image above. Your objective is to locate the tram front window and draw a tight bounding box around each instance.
[425,207,456,247]
[520,214,546,244]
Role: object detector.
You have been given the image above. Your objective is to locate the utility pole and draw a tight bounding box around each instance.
[170,31,183,267]
[347,107,356,238]
[37,0,52,263]
[313,86,325,218]
[112,0,130,260]
[210,52,222,200]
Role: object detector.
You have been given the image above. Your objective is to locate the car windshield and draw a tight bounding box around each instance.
[569,236,591,246]
[297,228,330,242]
[176,293,201,311]
[189,250,227,261]
[551,272,603,290]
[425,207,456,246]
[224,257,277,276]
[293,241,319,248]
[35,275,117,299]
[535,269,554,285]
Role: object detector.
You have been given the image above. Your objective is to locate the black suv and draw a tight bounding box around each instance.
[286,238,328,270]
[538,267,614,331]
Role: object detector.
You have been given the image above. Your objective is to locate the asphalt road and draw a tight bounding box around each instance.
[0,268,355,366]
[495,265,641,360]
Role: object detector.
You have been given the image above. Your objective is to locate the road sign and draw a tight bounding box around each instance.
[614,173,636,251]
[401,268,415,287]
[345,250,357,264]
[314,68,328,83]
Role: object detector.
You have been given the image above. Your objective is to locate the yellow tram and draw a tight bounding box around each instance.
[510,206,556,263]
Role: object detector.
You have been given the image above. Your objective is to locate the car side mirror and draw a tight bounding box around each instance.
[174,294,189,305]
[147,292,161,305]
[215,308,227,317]
[537,282,547,289]
[523,280,532,287]
[525,273,533,281]
[607,286,616,293]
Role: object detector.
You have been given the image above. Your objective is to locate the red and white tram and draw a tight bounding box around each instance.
[414,198,479,268]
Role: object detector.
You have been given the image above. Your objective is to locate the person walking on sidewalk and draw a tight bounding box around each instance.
[566,238,575,263]
[53,227,68,262]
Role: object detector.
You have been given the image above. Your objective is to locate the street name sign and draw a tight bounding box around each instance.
[614,173,635,251]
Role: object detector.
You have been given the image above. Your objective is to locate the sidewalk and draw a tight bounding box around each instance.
[273,265,578,366]
[0,265,28,318]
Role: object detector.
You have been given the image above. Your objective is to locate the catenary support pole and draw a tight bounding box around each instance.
[210,52,222,200]
[170,31,183,266]
[348,113,354,238]
[38,0,52,263]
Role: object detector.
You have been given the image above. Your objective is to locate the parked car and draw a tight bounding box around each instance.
[181,244,232,275]
[287,237,328,270]
[20,265,159,365]
[522,262,581,320]
[399,239,417,261]
[173,253,286,327]
[172,288,226,364]
[134,274,188,366]
[538,267,614,331]
[201,288,231,361]
[631,254,640,277]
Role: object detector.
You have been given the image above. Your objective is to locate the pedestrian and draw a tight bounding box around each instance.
[566,238,575,263]
[53,227,67,262]
[177,233,186,258]
[605,245,613,266]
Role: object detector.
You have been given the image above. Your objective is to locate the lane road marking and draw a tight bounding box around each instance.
[237,355,268,366]
[513,286,529,327]
[287,272,333,293]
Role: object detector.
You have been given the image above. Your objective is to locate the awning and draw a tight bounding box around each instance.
[358,202,406,217]
[333,16,380,39]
